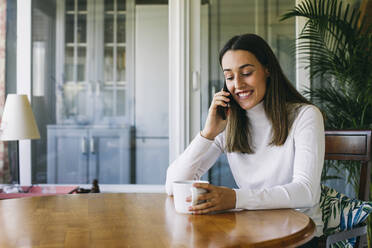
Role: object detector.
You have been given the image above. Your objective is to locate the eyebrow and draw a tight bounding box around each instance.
[223,63,254,72]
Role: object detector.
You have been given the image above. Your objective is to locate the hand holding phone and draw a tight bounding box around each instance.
[216,83,232,120]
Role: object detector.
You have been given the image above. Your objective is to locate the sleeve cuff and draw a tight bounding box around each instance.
[233,188,241,209]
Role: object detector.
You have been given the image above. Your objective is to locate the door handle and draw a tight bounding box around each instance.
[81,137,88,155]
[90,137,96,154]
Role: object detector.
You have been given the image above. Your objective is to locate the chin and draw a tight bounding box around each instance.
[239,102,256,111]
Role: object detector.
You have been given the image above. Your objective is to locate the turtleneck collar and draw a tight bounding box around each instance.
[245,100,266,119]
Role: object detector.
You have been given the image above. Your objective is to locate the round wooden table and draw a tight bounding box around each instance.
[0,193,315,247]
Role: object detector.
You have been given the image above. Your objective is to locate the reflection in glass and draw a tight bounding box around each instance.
[103,90,113,116]
[77,48,86,81]
[78,0,87,11]
[77,14,87,43]
[104,14,113,43]
[77,87,87,118]
[66,0,74,11]
[117,15,126,43]
[117,47,126,81]
[104,0,114,11]
[65,14,74,43]
[118,0,126,11]
[117,89,125,116]
[64,47,74,82]
[63,83,78,117]
[104,47,113,82]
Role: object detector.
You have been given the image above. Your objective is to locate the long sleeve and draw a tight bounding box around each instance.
[165,133,224,195]
[234,106,325,210]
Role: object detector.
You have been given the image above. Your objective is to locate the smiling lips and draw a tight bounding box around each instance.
[236,90,254,100]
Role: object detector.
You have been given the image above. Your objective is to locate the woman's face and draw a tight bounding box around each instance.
[221,50,269,111]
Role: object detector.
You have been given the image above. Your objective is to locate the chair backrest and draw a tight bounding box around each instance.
[325,130,372,201]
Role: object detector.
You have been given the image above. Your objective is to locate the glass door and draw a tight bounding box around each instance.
[62,0,89,124]
[34,0,170,185]
[100,0,127,123]
[58,0,128,125]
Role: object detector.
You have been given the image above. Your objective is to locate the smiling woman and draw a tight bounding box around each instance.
[166,34,325,247]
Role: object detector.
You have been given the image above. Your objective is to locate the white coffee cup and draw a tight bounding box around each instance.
[172,180,209,214]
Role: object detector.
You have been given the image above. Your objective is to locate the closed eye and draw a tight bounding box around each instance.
[242,72,252,76]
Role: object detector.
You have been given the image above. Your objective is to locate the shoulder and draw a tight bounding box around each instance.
[297,104,323,121]
[288,103,323,122]
[289,104,324,133]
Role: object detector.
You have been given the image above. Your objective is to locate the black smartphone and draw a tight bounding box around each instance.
[216,82,232,120]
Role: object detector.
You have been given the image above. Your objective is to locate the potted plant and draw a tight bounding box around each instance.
[281,0,372,244]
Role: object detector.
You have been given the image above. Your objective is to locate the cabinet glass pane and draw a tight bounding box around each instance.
[77,14,87,43]
[104,47,113,82]
[117,47,125,82]
[77,47,86,82]
[64,84,78,116]
[77,87,87,117]
[104,14,113,43]
[103,90,113,116]
[65,14,74,43]
[117,89,125,116]
[78,0,87,11]
[64,47,74,82]
[104,0,114,11]
[117,15,126,43]
[66,0,74,11]
[118,0,126,11]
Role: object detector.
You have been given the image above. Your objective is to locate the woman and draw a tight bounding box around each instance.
[165,34,324,246]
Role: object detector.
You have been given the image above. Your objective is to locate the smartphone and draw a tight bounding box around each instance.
[216,82,232,120]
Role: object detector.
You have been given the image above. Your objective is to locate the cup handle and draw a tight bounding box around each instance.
[190,187,199,206]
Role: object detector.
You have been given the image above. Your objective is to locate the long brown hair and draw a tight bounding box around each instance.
[219,34,311,153]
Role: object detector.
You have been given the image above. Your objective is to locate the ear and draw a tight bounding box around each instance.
[265,67,270,77]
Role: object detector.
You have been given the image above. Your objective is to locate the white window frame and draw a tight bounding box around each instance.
[17,0,309,191]
[17,0,32,186]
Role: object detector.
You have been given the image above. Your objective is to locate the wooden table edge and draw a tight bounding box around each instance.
[255,212,316,248]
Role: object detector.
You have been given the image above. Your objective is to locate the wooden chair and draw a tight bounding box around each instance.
[319,130,371,248]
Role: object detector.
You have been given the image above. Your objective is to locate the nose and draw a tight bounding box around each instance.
[234,75,245,89]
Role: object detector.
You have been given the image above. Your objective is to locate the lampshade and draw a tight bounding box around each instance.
[1,94,40,141]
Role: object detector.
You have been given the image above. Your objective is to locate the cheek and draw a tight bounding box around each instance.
[252,77,267,100]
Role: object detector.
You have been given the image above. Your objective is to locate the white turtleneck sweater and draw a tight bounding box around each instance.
[165,101,325,236]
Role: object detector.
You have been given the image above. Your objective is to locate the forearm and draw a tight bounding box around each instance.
[234,180,320,210]
[165,133,222,195]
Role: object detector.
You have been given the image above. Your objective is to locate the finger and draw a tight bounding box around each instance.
[193,206,218,215]
[193,183,213,190]
[214,95,231,103]
[195,192,214,202]
[215,91,230,97]
[189,199,214,211]
[214,100,228,107]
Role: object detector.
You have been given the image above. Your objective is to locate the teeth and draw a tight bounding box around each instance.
[238,91,252,97]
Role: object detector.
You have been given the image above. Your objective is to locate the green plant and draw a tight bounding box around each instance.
[281,0,372,245]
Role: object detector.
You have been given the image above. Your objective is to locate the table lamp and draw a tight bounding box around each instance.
[0,94,40,185]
